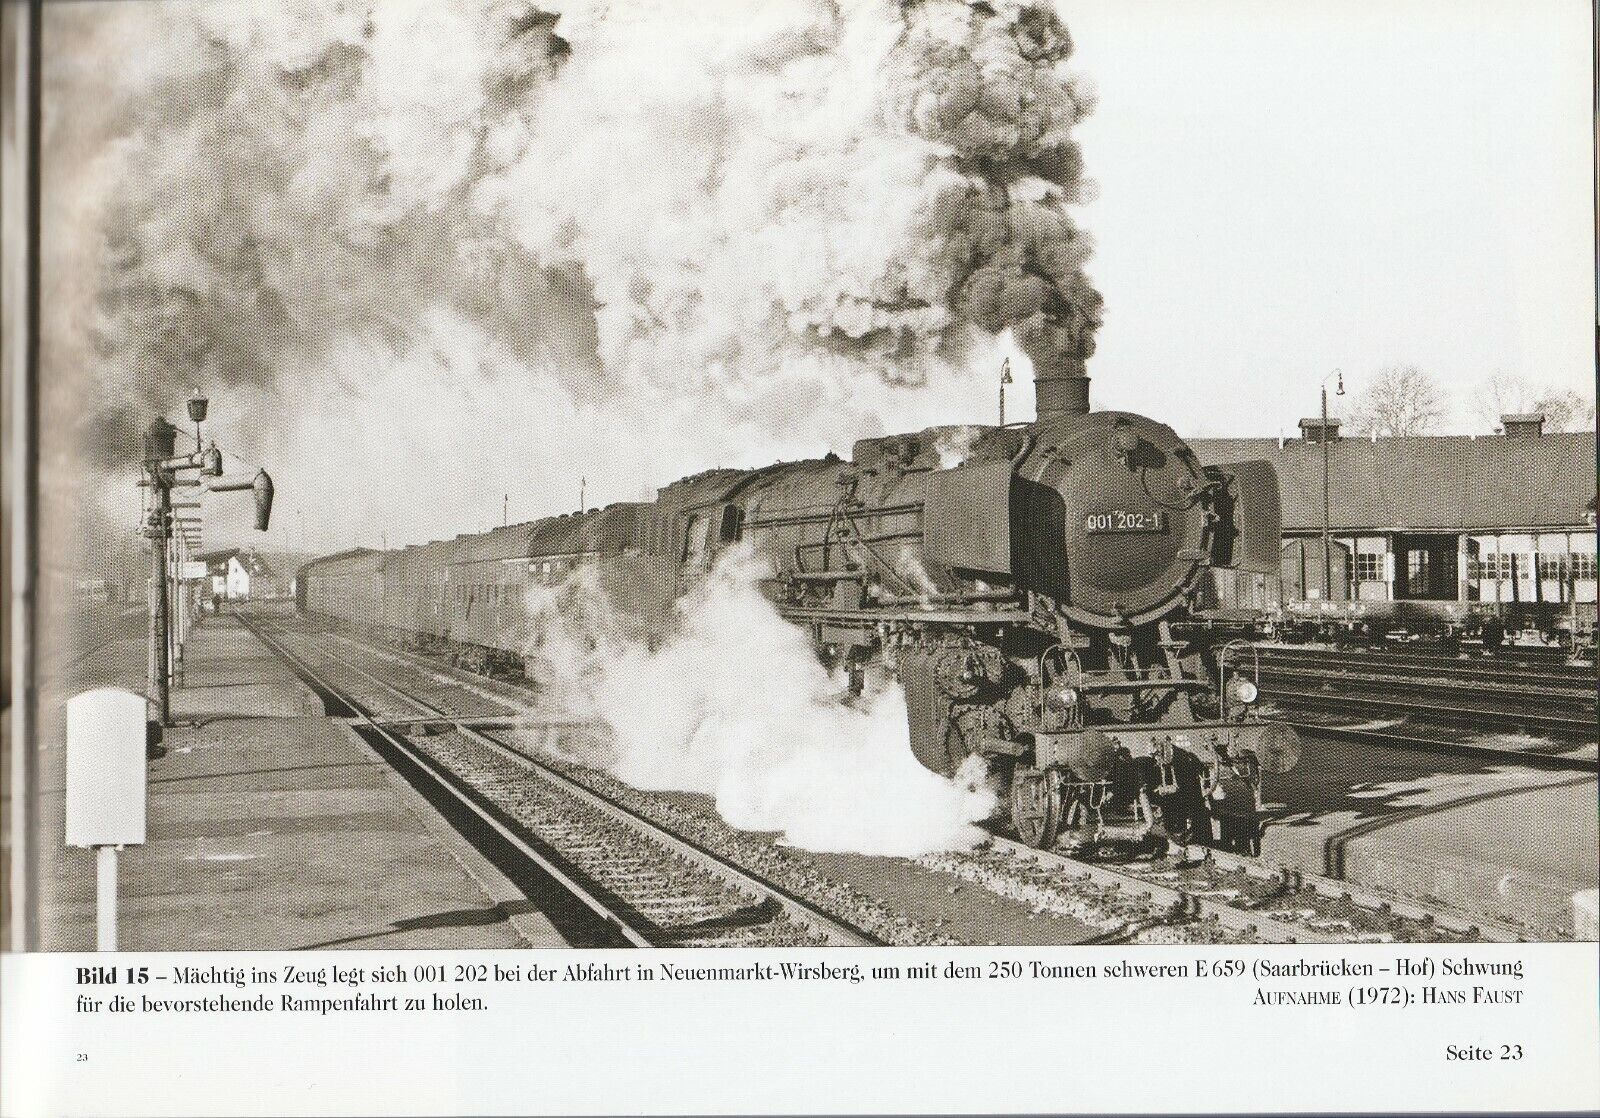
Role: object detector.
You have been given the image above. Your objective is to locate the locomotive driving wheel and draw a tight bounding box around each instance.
[1009,762,1062,850]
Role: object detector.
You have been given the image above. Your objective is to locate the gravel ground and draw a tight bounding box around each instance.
[284,617,1489,947]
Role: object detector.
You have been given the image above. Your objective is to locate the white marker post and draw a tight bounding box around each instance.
[65,689,149,951]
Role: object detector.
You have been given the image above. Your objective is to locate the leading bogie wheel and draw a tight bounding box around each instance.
[1009,763,1062,850]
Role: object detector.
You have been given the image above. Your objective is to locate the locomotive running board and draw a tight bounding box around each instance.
[778,605,1032,625]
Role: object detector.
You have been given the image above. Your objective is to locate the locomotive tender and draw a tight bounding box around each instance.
[300,366,1300,853]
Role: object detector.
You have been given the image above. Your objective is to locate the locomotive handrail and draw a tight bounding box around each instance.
[875,588,1019,606]
[777,604,1032,625]
[744,501,923,528]
[1075,677,1209,692]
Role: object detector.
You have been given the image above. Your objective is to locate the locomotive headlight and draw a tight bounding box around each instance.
[1229,677,1259,705]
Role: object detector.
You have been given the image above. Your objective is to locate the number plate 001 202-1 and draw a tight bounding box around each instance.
[1083,510,1168,534]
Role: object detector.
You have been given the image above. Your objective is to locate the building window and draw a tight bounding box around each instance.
[1538,555,1568,580]
[1406,550,1430,586]
[1573,552,1597,580]
[1354,553,1383,582]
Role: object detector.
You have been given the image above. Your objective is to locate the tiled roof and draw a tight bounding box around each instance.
[239,553,275,578]
[1190,431,1596,532]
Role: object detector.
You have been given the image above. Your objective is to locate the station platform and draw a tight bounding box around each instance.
[1261,733,1598,938]
[34,610,561,951]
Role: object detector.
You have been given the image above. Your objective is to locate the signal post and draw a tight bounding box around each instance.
[139,393,274,726]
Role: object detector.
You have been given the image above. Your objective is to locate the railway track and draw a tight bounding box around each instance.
[1261,687,1593,737]
[1249,645,1595,741]
[1289,721,1597,772]
[249,610,1538,944]
[921,832,1525,944]
[240,612,878,949]
[1267,642,1580,668]
[1255,646,1594,689]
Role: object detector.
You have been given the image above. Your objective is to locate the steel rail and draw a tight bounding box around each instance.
[240,613,652,947]
[1171,843,1531,942]
[1262,688,1594,735]
[1257,666,1594,705]
[250,614,878,948]
[982,836,1345,944]
[271,611,1547,945]
[1258,645,1591,678]
[1291,722,1598,773]
[277,618,1327,945]
[307,622,1325,946]
[1257,655,1596,690]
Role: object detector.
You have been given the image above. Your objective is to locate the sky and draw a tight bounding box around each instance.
[35,0,1597,557]
[1055,0,1594,438]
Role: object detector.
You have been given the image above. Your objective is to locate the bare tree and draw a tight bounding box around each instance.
[1472,372,1537,429]
[1531,388,1596,433]
[1349,365,1446,437]
[1472,373,1595,432]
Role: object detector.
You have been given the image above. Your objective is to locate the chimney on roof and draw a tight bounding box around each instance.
[1500,413,1545,437]
[1298,417,1341,444]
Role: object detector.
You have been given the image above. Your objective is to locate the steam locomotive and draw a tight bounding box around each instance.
[300,368,1301,855]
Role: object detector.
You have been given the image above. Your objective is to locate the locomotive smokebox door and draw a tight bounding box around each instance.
[923,460,1013,576]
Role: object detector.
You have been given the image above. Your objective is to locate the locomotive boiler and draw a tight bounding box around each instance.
[722,366,1300,852]
[301,364,1300,855]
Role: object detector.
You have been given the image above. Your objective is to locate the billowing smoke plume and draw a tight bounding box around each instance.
[885,1,1102,377]
[75,2,590,468]
[521,545,996,856]
[48,0,1101,549]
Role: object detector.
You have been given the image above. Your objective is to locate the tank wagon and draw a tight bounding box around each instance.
[301,369,1301,855]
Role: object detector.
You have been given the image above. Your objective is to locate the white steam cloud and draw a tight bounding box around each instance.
[521,545,996,856]
[48,0,1100,553]
[932,424,984,467]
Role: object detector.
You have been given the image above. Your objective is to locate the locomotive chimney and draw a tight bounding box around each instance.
[1031,353,1091,421]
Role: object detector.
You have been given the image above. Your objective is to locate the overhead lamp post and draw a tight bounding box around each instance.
[1319,368,1345,601]
[139,393,274,726]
